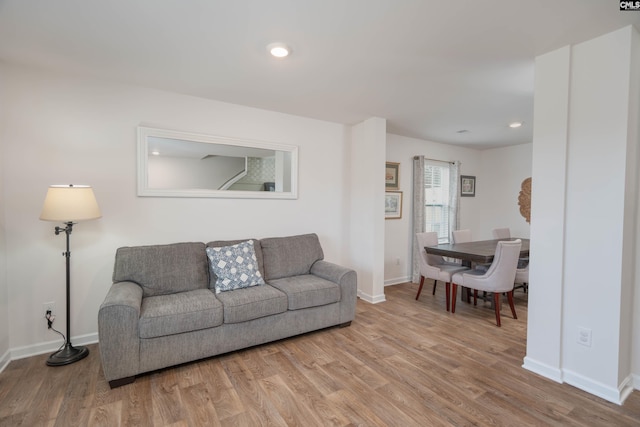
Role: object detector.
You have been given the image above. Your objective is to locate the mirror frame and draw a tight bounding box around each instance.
[137,126,298,199]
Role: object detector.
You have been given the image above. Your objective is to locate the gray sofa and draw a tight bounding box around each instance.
[98,233,357,388]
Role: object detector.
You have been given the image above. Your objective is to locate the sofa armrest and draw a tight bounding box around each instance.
[98,281,143,385]
[310,260,357,323]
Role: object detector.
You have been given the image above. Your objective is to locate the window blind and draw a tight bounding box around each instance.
[424,159,452,243]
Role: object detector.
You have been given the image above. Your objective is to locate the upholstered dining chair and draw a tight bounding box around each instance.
[493,227,529,269]
[450,229,471,266]
[452,229,472,244]
[492,227,511,239]
[451,239,522,326]
[514,263,529,293]
[415,232,469,311]
[453,229,489,273]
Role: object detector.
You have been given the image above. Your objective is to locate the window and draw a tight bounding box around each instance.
[424,161,451,243]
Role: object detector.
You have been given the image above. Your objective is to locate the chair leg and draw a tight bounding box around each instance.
[507,291,517,319]
[432,279,438,295]
[493,292,502,327]
[415,276,425,300]
[445,282,451,311]
[473,289,478,306]
[451,283,457,313]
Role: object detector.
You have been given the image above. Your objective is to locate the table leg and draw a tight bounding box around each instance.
[461,289,497,309]
[460,260,472,302]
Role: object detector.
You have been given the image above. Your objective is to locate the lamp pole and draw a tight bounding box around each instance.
[46,221,89,366]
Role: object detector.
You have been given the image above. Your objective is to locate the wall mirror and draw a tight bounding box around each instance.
[137,127,298,199]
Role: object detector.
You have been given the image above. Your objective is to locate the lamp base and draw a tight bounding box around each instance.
[46,343,89,366]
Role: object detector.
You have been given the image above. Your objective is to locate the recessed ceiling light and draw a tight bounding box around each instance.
[267,43,290,58]
[151,150,160,156]
[509,121,523,128]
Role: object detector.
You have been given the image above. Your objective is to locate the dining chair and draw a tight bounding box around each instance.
[453,229,489,274]
[452,229,472,244]
[451,239,522,326]
[415,231,469,311]
[492,226,529,270]
[514,263,529,293]
[492,227,511,239]
[450,229,470,267]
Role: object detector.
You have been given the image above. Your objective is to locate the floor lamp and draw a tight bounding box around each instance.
[40,184,102,366]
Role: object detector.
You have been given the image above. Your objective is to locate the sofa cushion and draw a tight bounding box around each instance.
[113,242,208,297]
[206,239,264,289]
[260,233,324,281]
[269,275,340,310]
[139,289,223,339]
[206,240,265,294]
[216,285,287,324]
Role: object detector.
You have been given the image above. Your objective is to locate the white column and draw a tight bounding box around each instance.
[523,45,570,383]
[349,117,387,303]
[526,25,640,404]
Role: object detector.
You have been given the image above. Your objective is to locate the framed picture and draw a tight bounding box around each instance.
[385,162,400,190]
[385,191,403,219]
[460,175,476,197]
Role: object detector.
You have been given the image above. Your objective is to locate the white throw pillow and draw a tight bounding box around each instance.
[206,240,265,293]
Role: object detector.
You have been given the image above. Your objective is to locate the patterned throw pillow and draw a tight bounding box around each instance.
[205,240,265,293]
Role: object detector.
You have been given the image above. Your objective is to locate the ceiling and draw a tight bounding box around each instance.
[1,1,639,150]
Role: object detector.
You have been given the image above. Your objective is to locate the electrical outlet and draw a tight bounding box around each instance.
[395,257,401,266]
[577,327,592,347]
[43,301,55,317]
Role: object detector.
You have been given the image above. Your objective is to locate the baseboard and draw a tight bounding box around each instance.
[563,369,633,405]
[633,373,640,390]
[619,375,636,403]
[0,348,10,375]
[384,276,410,286]
[357,290,386,304]
[522,356,563,383]
[9,332,99,361]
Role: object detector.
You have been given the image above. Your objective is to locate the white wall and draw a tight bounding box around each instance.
[384,133,490,285]
[562,27,636,400]
[0,64,9,369]
[478,144,532,240]
[632,24,640,395]
[1,63,354,357]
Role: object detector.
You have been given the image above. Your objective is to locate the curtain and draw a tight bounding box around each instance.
[449,160,461,241]
[412,156,425,283]
[411,157,460,283]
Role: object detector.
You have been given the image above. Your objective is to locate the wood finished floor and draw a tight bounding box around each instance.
[1,282,639,426]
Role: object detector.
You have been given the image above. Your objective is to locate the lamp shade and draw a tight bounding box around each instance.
[40,184,102,222]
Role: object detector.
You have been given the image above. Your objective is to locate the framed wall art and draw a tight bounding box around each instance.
[385,162,400,190]
[460,175,476,197]
[385,191,403,219]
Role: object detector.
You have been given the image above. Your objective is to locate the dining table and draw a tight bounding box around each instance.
[425,238,530,304]
[425,238,530,266]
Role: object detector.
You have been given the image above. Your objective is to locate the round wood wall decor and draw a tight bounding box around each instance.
[518,177,531,223]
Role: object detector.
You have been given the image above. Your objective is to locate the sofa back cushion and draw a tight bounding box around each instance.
[260,233,324,281]
[113,242,208,297]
